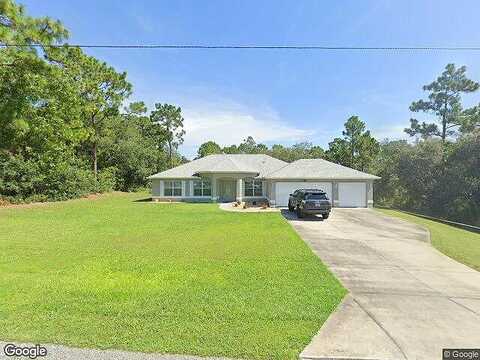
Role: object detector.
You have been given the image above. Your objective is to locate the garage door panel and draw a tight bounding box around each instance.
[275,182,332,207]
[338,182,366,207]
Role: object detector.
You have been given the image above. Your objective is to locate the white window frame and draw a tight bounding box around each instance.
[244,178,263,197]
[163,180,183,197]
[192,179,212,197]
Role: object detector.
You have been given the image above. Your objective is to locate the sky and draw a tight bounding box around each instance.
[21,0,480,158]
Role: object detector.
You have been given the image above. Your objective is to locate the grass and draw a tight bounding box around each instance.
[377,209,480,271]
[0,192,346,360]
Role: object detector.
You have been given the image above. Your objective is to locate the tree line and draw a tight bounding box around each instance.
[1,1,479,225]
[196,115,379,172]
[0,0,187,202]
[195,65,480,225]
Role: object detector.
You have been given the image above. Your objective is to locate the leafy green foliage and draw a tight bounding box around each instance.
[98,111,158,191]
[0,1,183,202]
[405,64,479,142]
[325,116,379,171]
[0,0,68,53]
[203,137,325,162]
[47,46,133,179]
[269,142,324,162]
[196,140,222,158]
[149,103,185,168]
[374,133,480,225]
[0,193,346,360]
[0,151,98,202]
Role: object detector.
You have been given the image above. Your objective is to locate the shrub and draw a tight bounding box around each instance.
[97,167,116,193]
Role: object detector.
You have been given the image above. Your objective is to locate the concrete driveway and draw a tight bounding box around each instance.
[284,209,480,360]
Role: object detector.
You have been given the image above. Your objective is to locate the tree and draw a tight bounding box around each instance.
[196,141,222,158]
[459,104,480,133]
[98,113,157,191]
[444,131,480,223]
[0,0,75,154]
[1,0,185,203]
[370,140,411,207]
[326,116,379,171]
[270,142,324,162]
[222,144,239,154]
[236,136,268,154]
[325,138,350,166]
[48,47,132,181]
[149,103,185,168]
[0,0,68,57]
[405,64,479,145]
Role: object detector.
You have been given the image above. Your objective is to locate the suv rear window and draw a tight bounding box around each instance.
[305,193,328,200]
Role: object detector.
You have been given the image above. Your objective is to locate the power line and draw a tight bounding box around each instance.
[3,43,480,51]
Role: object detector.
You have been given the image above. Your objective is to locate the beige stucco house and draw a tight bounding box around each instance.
[148,154,380,207]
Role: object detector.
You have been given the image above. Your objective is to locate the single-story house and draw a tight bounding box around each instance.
[148,154,380,207]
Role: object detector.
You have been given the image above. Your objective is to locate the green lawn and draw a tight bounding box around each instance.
[0,193,345,360]
[377,209,480,271]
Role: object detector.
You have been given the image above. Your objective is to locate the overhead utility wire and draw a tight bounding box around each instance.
[3,44,480,51]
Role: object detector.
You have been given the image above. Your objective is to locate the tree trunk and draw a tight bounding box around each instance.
[350,140,355,169]
[93,141,98,181]
[441,116,447,143]
[92,114,98,184]
[168,141,173,168]
[441,109,448,163]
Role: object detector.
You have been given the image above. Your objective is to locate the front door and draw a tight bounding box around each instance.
[218,180,236,202]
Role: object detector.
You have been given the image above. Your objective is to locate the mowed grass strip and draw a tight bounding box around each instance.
[378,209,480,271]
[0,193,346,360]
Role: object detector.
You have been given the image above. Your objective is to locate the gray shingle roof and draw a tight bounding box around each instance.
[264,158,380,180]
[148,154,288,179]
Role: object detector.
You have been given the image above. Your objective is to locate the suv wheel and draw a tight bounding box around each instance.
[288,201,294,212]
[296,206,304,218]
[323,213,330,220]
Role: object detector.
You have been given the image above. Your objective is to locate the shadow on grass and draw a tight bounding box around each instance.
[133,197,152,202]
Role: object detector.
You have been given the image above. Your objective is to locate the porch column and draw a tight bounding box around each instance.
[236,178,243,202]
[211,176,218,202]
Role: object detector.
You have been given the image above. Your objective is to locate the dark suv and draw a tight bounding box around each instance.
[288,189,332,219]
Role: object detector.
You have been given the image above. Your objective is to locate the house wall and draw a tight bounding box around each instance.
[151,176,269,203]
[269,179,374,208]
[151,177,375,207]
[152,179,161,197]
[151,179,212,202]
[367,180,374,208]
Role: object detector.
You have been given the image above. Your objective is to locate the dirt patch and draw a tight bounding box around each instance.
[0,201,51,209]
[0,198,12,207]
[84,193,102,200]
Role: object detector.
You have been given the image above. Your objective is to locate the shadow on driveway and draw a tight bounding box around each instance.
[280,209,326,222]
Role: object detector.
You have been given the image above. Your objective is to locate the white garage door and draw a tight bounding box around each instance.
[275,182,332,207]
[338,182,366,207]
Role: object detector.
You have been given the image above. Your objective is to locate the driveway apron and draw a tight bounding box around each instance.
[284,209,480,360]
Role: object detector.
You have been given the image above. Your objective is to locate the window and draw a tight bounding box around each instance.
[244,179,263,197]
[164,181,182,196]
[306,193,328,200]
[193,179,211,197]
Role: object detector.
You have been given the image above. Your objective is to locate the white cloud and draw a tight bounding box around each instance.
[370,124,409,142]
[179,101,314,158]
